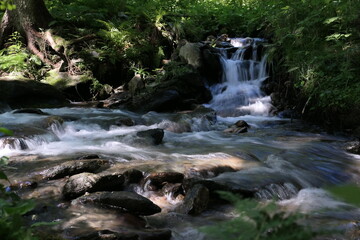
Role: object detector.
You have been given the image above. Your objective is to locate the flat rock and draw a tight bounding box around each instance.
[72,191,161,216]
[41,159,107,180]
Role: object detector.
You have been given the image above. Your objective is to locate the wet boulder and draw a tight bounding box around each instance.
[0,136,29,150]
[40,159,107,180]
[176,184,209,215]
[63,172,101,200]
[114,117,136,127]
[92,172,125,192]
[13,108,49,115]
[224,120,250,134]
[123,169,144,184]
[72,191,161,216]
[41,115,65,128]
[136,128,164,145]
[62,172,125,200]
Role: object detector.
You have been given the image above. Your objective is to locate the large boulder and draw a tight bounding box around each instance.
[0,79,67,108]
[72,191,161,216]
[179,42,203,69]
[126,62,212,112]
[62,172,125,200]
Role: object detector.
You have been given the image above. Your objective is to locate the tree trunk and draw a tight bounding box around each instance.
[0,0,65,67]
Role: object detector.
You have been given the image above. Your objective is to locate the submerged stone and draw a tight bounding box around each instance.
[13,108,49,115]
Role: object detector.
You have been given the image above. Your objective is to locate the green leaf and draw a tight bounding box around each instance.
[0,171,9,181]
[323,16,340,25]
[327,184,360,207]
[0,127,13,136]
[3,200,35,216]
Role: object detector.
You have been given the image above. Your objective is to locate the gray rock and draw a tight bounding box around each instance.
[137,129,164,145]
[179,42,203,69]
[63,172,100,200]
[128,74,145,96]
[41,159,107,180]
[72,191,161,216]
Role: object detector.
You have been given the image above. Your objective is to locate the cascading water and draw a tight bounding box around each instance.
[207,38,272,117]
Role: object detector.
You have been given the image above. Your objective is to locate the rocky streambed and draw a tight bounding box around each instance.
[1,106,360,239]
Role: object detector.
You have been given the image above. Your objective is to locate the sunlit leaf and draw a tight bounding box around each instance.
[0,127,13,136]
[324,16,340,25]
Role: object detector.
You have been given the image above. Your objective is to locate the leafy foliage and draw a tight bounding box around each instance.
[0,129,38,240]
[201,192,317,240]
[0,0,15,10]
[0,32,43,79]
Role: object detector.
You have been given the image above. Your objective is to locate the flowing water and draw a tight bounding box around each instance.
[0,38,360,239]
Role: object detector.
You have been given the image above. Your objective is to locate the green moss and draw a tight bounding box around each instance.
[42,69,93,90]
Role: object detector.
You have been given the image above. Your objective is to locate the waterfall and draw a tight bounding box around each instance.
[207,38,272,117]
